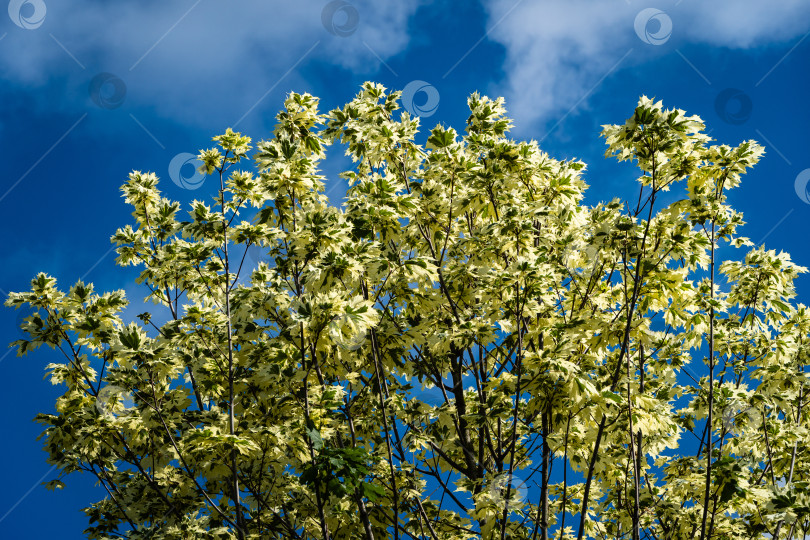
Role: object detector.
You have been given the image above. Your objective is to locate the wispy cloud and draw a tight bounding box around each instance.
[481,0,810,134]
[0,0,421,131]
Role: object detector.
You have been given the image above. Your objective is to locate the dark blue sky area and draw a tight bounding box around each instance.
[1,1,809,536]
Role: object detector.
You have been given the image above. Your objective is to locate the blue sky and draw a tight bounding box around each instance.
[1,0,809,536]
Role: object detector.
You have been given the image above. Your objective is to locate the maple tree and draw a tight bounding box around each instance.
[8,82,810,539]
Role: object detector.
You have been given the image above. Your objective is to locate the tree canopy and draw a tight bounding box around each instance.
[7,82,810,539]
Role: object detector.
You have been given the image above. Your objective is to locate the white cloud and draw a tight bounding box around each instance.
[681,0,810,48]
[481,0,810,134]
[0,0,420,130]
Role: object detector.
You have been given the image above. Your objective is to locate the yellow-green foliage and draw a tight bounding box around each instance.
[7,83,809,540]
